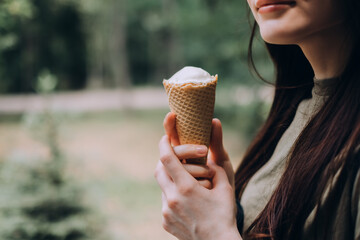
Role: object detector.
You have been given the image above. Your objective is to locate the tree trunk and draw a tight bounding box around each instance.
[86,4,108,89]
[161,0,183,79]
[109,0,131,88]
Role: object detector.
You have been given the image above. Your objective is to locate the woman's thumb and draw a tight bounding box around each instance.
[209,162,230,189]
[209,118,228,166]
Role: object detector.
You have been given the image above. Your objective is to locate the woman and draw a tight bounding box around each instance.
[155,0,360,239]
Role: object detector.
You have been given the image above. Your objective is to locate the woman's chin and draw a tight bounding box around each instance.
[260,31,299,45]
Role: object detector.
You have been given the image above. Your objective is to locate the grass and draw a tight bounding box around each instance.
[0,108,248,240]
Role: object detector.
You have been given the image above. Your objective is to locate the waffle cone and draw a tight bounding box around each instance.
[163,75,217,164]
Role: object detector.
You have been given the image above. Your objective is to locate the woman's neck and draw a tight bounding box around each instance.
[298,23,353,80]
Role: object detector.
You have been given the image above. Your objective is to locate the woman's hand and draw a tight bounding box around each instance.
[163,112,214,189]
[163,112,235,189]
[155,112,241,240]
[155,135,242,240]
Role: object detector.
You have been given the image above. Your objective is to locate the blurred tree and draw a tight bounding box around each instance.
[0,72,105,239]
[81,0,132,88]
[81,0,270,88]
[0,0,272,93]
[0,0,34,92]
[122,0,270,85]
[0,0,87,93]
[111,0,131,88]
[126,0,164,85]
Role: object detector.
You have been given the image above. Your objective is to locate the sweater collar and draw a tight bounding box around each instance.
[313,76,339,97]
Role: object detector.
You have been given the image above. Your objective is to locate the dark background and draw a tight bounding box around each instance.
[0,0,273,93]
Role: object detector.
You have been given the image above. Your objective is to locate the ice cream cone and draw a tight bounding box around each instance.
[163,67,218,165]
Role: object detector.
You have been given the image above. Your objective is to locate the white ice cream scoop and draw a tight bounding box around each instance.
[166,66,216,84]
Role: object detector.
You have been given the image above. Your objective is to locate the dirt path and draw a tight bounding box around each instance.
[0,86,273,114]
[0,88,168,114]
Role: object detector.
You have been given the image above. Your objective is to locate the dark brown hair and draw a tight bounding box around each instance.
[235,4,360,239]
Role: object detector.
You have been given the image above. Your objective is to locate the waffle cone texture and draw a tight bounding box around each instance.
[163,76,217,164]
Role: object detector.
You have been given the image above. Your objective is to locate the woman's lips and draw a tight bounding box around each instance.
[256,0,296,14]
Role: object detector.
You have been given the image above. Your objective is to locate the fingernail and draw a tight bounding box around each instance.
[196,146,208,154]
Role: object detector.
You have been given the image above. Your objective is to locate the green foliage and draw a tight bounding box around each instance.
[36,69,58,93]
[0,157,96,240]
[0,0,273,93]
[123,0,263,85]
[0,0,87,93]
[0,0,34,30]
[79,0,273,87]
[0,82,105,239]
[215,102,269,144]
[214,86,271,143]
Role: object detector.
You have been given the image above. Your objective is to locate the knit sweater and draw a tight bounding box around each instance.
[239,78,360,239]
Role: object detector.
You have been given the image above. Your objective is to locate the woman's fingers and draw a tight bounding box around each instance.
[182,163,214,179]
[197,179,213,189]
[159,135,194,186]
[154,161,174,195]
[158,135,213,191]
[173,144,208,160]
[163,112,180,146]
